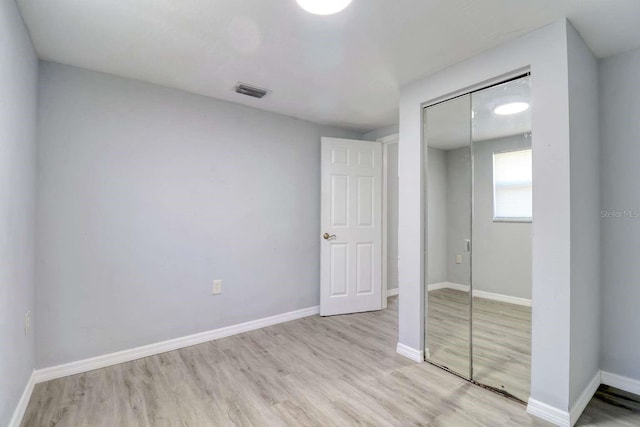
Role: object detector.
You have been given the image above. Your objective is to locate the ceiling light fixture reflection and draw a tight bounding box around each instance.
[296,0,352,15]
[494,102,529,115]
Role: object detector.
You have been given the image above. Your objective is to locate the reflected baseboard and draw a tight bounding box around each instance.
[8,370,35,427]
[427,282,531,307]
[428,282,470,292]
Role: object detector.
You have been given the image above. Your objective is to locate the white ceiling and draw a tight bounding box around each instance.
[426,76,532,150]
[17,0,640,133]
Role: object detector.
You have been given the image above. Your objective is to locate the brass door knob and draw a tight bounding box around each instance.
[323,233,336,240]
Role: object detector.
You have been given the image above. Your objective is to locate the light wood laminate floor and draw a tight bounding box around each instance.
[578,385,640,426]
[427,288,531,401]
[22,296,639,426]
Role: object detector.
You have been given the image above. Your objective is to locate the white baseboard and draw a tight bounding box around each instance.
[396,343,424,363]
[428,282,531,306]
[527,398,570,427]
[472,289,532,307]
[8,371,35,427]
[527,371,601,427]
[387,288,399,297]
[428,282,469,292]
[601,371,640,396]
[33,305,320,384]
[570,371,601,425]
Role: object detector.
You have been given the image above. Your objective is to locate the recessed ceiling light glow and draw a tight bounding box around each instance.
[494,102,529,115]
[296,0,352,15]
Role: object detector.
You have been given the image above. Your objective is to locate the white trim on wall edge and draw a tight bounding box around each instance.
[527,398,570,427]
[396,343,424,363]
[8,370,35,427]
[601,371,640,396]
[427,282,532,307]
[32,305,320,384]
[569,371,601,425]
[387,288,399,297]
[527,370,600,427]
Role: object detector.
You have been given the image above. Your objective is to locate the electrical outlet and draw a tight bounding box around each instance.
[212,280,223,295]
[455,254,463,264]
[24,310,31,336]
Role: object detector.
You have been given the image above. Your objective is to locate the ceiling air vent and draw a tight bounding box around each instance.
[235,83,268,99]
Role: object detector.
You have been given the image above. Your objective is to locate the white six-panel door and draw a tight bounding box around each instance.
[320,137,382,316]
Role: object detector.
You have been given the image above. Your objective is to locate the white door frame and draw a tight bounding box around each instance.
[378,133,399,309]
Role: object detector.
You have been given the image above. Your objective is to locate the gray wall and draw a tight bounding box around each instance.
[0,0,38,424]
[445,147,472,287]
[567,23,601,407]
[473,135,532,299]
[363,124,399,142]
[35,62,361,368]
[599,46,640,383]
[426,147,447,284]
[426,136,532,298]
[387,143,399,291]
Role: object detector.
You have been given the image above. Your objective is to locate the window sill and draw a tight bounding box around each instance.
[493,217,532,223]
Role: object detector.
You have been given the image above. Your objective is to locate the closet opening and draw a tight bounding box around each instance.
[423,73,532,403]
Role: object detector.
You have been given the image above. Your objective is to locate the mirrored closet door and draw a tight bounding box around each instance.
[424,94,473,379]
[424,75,532,402]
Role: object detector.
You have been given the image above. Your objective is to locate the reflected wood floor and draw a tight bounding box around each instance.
[427,288,531,401]
[426,288,472,379]
[21,296,638,426]
[472,294,531,402]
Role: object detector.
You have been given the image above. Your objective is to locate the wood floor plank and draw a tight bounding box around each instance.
[20,296,637,426]
[577,386,640,426]
[426,288,531,400]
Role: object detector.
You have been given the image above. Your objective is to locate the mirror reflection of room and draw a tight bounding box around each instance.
[424,93,473,379]
[471,76,532,402]
[424,75,532,402]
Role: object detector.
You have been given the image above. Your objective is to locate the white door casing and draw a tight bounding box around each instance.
[320,137,382,316]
